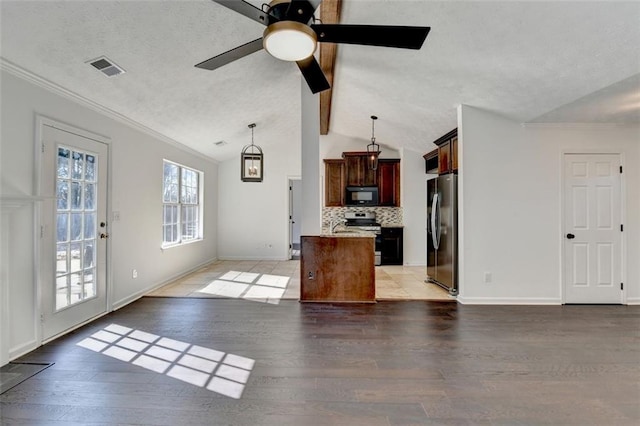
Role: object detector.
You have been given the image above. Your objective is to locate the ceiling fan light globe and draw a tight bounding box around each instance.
[263,21,317,62]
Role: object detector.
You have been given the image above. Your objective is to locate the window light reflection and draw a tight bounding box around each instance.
[77,323,255,399]
[198,271,289,304]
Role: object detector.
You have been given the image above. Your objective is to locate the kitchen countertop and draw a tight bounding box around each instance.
[319,228,376,238]
[381,224,404,228]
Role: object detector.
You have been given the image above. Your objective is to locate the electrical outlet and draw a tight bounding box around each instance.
[112,211,121,221]
[483,271,492,283]
[132,269,138,279]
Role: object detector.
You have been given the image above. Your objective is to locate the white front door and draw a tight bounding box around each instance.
[563,153,623,304]
[40,124,109,340]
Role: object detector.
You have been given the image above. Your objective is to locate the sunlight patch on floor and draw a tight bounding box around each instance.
[198,271,289,304]
[76,323,255,399]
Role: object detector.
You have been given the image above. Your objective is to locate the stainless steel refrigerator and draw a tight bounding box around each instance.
[426,174,458,295]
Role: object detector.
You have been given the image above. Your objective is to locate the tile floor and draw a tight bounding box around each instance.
[148,259,453,302]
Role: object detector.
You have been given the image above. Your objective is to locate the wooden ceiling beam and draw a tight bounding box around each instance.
[319,0,342,135]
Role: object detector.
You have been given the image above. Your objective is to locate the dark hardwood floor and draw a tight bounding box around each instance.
[2,298,639,425]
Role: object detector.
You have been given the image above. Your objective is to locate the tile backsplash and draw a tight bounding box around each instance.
[323,207,403,227]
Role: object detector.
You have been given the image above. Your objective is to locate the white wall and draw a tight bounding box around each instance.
[320,132,400,159]
[458,105,640,304]
[400,148,427,266]
[300,81,321,236]
[0,69,218,363]
[217,123,302,260]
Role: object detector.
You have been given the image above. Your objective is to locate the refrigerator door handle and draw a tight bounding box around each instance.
[431,193,439,249]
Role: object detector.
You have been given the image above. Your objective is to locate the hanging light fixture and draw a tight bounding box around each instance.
[367,115,381,170]
[241,123,263,182]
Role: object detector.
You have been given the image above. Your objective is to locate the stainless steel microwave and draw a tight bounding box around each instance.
[345,186,378,206]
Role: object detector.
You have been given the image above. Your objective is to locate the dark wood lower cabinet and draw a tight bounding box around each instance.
[300,235,375,302]
[381,227,403,265]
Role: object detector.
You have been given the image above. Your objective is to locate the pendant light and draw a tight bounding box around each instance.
[366,115,381,170]
[241,123,263,182]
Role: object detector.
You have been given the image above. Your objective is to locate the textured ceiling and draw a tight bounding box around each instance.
[1,0,639,161]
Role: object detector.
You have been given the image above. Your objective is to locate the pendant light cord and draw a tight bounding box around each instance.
[371,115,377,143]
[248,123,256,147]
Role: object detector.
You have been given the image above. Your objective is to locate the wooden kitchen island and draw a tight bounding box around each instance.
[300,234,375,303]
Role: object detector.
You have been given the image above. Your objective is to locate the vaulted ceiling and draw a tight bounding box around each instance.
[1,1,639,162]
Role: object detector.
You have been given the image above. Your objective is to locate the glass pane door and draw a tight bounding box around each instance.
[41,122,108,341]
[55,147,98,310]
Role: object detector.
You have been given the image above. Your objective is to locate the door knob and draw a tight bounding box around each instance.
[566,233,575,239]
[100,233,109,239]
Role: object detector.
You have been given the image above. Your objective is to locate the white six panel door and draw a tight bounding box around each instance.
[563,153,622,304]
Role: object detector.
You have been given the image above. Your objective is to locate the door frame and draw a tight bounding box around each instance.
[287,176,301,260]
[560,150,626,304]
[34,115,113,344]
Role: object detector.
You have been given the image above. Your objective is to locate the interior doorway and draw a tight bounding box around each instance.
[288,178,302,260]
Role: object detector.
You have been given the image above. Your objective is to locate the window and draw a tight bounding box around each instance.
[163,160,202,246]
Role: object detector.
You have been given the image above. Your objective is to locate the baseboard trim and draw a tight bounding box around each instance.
[456,296,562,305]
[626,297,640,305]
[9,339,39,363]
[111,258,218,311]
[217,256,289,261]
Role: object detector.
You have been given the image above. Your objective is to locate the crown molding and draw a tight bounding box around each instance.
[0,58,218,164]
[521,122,637,129]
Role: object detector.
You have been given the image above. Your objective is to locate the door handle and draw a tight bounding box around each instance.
[100,233,109,239]
[566,233,575,239]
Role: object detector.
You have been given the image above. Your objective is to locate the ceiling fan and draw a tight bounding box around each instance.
[195,0,430,93]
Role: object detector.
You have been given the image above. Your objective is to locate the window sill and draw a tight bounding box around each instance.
[161,238,203,251]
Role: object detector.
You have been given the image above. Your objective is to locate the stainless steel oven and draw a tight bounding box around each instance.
[344,211,382,265]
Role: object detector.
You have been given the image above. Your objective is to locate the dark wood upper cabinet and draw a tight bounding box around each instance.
[451,135,458,171]
[438,141,451,174]
[325,153,400,207]
[423,149,439,174]
[424,128,458,175]
[342,152,377,187]
[378,159,400,207]
[324,159,344,207]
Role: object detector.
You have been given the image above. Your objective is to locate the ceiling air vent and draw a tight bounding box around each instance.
[214,140,228,147]
[87,56,125,77]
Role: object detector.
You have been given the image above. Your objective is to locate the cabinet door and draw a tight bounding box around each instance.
[378,159,400,206]
[423,149,438,174]
[344,153,377,186]
[362,155,378,186]
[324,160,344,206]
[344,155,363,186]
[451,136,458,171]
[438,141,451,174]
[381,227,403,265]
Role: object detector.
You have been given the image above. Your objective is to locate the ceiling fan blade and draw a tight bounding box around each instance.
[195,38,264,71]
[211,0,272,26]
[311,24,430,49]
[285,0,321,23]
[296,56,331,94]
